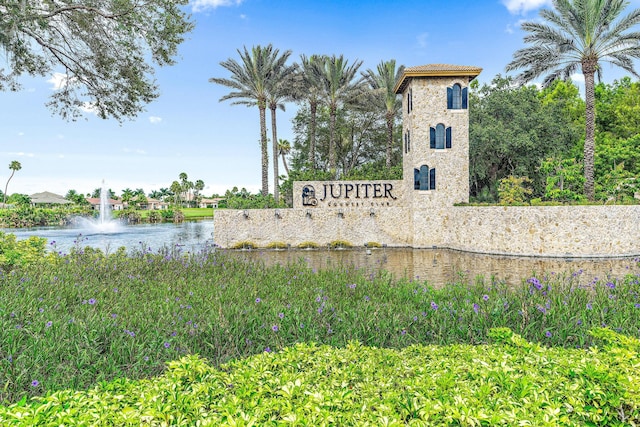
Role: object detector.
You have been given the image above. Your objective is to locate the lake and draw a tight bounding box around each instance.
[3,220,638,287]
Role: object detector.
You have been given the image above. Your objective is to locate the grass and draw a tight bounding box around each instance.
[0,245,639,407]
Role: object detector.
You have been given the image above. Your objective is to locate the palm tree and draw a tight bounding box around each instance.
[278,139,292,175]
[3,161,21,206]
[266,54,295,203]
[210,44,291,197]
[506,0,640,201]
[362,60,405,168]
[170,181,182,206]
[294,54,326,170]
[318,55,364,173]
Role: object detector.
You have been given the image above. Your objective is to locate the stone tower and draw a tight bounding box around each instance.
[394,64,482,207]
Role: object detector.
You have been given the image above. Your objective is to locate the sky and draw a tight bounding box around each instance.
[3,0,640,198]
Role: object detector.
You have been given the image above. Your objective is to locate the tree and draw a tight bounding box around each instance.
[265,53,295,203]
[0,0,193,121]
[194,179,205,204]
[170,180,182,206]
[65,189,89,205]
[362,60,405,168]
[210,45,291,196]
[3,161,21,206]
[278,139,292,175]
[318,55,364,173]
[506,0,640,200]
[293,54,326,170]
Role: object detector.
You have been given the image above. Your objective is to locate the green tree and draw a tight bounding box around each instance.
[469,76,580,200]
[362,59,405,168]
[3,161,21,206]
[210,45,291,197]
[278,139,292,175]
[318,54,364,173]
[170,180,182,206]
[0,0,193,120]
[293,54,326,170]
[65,189,89,205]
[506,0,640,201]
[265,52,295,203]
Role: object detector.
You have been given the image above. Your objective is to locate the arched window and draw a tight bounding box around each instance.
[447,84,468,109]
[413,165,436,191]
[430,124,452,149]
[452,84,462,109]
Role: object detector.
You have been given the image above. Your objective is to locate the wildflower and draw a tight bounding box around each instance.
[473,303,479,314]
[401,329,407,335]
[545,331,552,338]
[278,312,284,319]
[430,301,438,311]
[482,294,489,302]
[328,327,333,334]
[317,307,323,314]
[348,283,356,289]
[111,314,117,319]
[31,380,39,387]
[38,308,44,313]
[413,316,418,321]
[272,325,279,332]
[255,297,261,303]
[586,303,593,310]
[264,347,272,353]
[364,296,370,301]
[164,342,170,349]
[144,356,149,362]
[88,298,96,305]
[634,303,640,309]
[45,321,52,328]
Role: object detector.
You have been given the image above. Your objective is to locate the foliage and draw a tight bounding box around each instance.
[0,232,47,271]
[222,187,286,209]
[297,241,320,249]
[230,241,257,249]
[505,0,640,200]
[540,157,586,202]
[497,176,532,205]
[0,330,639,425]
[329,240,352,248]
[2,161,21,206]
[0,0,194,120]
[265,241,288,249]
[0,206,86,227]
[0,248,639,405]
[469,76,581,201]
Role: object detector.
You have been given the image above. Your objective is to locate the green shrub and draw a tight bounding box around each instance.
[297,241,319,249]
[230,241,257,249]
[0,232,47,271]
[265,242,288,249]
[329,240,352,249]
[1,330,638,425]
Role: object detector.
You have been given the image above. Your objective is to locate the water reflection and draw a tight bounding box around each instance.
[230,248,640,288]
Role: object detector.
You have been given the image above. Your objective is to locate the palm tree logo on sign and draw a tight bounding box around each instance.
[302,185,317,206]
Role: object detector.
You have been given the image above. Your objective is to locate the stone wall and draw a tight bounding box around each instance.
[214,205,640,257]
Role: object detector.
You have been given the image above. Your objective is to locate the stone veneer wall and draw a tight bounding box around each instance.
[214,205,640,257]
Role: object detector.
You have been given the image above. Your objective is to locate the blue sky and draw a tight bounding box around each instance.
[2,0,640,197]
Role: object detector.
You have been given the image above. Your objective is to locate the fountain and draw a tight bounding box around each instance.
[75,182,123,233]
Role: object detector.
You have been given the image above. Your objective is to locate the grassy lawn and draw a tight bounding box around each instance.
[0,247,638,424]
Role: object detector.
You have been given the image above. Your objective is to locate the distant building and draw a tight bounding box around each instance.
[30,191,72,206]
[86,197,124,211]
[199,198,224,208]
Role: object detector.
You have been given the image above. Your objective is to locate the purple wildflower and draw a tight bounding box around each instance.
[430,301,438,311]
[278,312,284,319]
[634,303,640,309]
[364,295,370,301]
[272,325,279,332]
[31,380,39,387]
[38,308,44,313]
[586,303,593,310]
[88,298,96,305]
[348,283,356,289]
[482,295,489,302]
[164,342,170,349]
[606,282,615,289]
[45,321,52,328]
[264,347,272,353]
[473,303,479,314]
[401,329,407,335]
[317,307,323,314]
[255,297,261,303]
[545,331,552,338]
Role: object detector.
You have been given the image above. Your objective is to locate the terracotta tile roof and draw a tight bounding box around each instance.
[394,64,482,93]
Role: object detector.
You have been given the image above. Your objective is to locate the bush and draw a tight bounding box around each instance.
[0,232,47,271]
[1,330,638,425]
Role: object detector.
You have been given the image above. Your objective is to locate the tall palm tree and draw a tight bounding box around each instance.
[265,55,295,203]
[210,44,291,197]
[278,139,292,175]
[318,55,364,173]
[506,0,640,201]
[362,60,405,168]
[294,54,326,170]
[3,160,21,206]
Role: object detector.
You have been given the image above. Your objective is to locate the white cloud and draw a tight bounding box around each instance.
[79,102,99,116]
[47,72,71,90]
[502,0,551,15]
[9,152,34,157]
[18,132,24,136]
[149,116,162,124]
[570,73,585,83]
[191,0,243,13]
[416,32,429,48]
[123,148,147,155]
[505,19,528,34]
